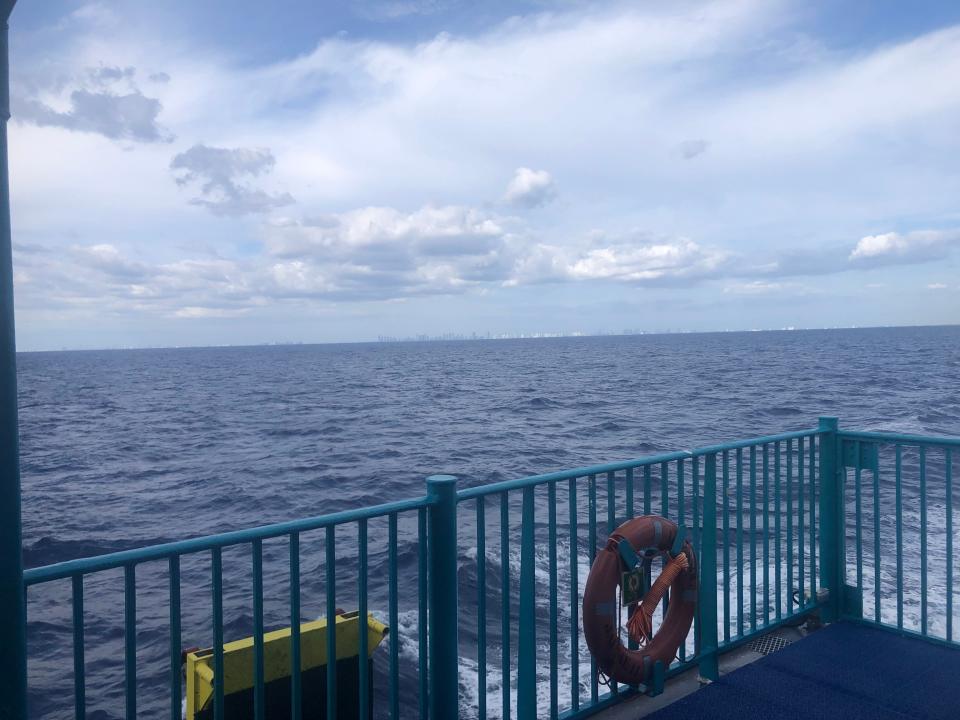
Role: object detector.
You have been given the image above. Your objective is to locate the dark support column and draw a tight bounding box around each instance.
[427,475,459,719]
[0,2,26,718]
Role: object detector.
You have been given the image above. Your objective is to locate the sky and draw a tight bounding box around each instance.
[7,0,960,350]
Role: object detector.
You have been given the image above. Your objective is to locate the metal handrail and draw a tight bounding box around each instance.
[24,495,432,585]
[457,428,820,501]
[18,419,960,720]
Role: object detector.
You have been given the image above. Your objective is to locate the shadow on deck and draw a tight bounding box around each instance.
[598,622,960,720]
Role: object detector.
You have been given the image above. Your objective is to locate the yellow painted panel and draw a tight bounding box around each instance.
[185,611,388,718]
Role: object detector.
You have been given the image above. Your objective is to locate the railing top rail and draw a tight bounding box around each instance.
[456,427,821,501]
[23,495,430,586]
[456,450,694,501]
[692,428,819,455]
[838,430,960,448]
[28,424,960,586]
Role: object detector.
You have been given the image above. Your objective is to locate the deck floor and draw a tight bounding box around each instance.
[633,622,960,720]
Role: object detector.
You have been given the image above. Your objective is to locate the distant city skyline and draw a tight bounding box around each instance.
[8,0,960,351]
[18,321,958,354]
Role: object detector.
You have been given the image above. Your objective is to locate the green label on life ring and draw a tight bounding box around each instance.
[621,567,645,606]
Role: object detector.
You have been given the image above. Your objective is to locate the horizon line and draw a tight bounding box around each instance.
[16,321,959,354]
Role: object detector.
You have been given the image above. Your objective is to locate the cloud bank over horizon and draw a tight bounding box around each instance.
[7,0,960,349]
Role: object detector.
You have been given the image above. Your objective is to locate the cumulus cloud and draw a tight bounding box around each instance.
[89,65,136,85]
[13,1,960,341]
[170,144,295,216]
[510,235,728,286]
[14,63,172,143]
[503,168,557,209]
[677,139,709,159]
[263,205,513,299]
[18,89,172,143]
[848,229,960,265]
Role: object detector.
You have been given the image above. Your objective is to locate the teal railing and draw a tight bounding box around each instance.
[17,418,960,719]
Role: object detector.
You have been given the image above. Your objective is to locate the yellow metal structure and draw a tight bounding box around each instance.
[185,611,388,719]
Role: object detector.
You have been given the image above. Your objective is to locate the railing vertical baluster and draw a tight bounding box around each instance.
[358,519,369,720]
[762,445,769,626]
[125,564,137,719]
[678,457,685,661]
[660,462,670,624]
[643,465,652,516]
[417,507,428,720]
[798,437,806,605]
[518,486,537,716]
[169,556,181,720]
[920,446,928,635]
[873,451,881,624]
[290,532,302,720]
[501,491,511,720]
[855,441,863,594]
[607,471,616,534]
[660,462,669,518]
[896,445,903,629]
[735,448,743,637]
[699,453,719,681]
[476,501,486,720]
[548,482,559,718]
[326,525,338,719]
[72,574,85,720]
[817,418,841,624]
[692,455,701,656]
[569,478,579,712]
[253,539,265,720]
[588,474,598,703]
[678,458,685,534]
[786,440,793,614]
[212,549,224,720]
[749,446,757,632]
[947,449,953,643]
[774,442,782,620]
[626,467,635,521]
[606,467,621,685]
[692,457,701,557]
[809,437,817,600]
[722,451,730,643]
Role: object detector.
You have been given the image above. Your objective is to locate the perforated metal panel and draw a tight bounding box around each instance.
[748,634,791,655]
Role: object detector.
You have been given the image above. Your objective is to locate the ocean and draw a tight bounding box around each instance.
[17,325,960,718]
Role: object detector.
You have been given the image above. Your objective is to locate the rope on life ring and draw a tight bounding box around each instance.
[582,515,697,686]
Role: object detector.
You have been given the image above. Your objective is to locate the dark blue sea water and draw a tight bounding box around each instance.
[17,326,960,718]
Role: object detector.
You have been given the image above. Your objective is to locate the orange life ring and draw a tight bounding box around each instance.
[582,515,697,685]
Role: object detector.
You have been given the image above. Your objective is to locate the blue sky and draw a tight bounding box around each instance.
[7,0,960,350]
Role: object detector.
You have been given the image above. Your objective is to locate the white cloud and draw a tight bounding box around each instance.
[11,0,960,344]
[13,61,173,143]
[170,144,294,216]
[927,283,948,290]
[503,168,557,208]
[510,235,728,286]
[849,230,960,264]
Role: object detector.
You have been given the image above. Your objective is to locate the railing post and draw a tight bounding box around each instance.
[427,475,459,720]
[518,486,536,717]
[817,416,842,623]
[0,4,27,718]
[698,453,719,682]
